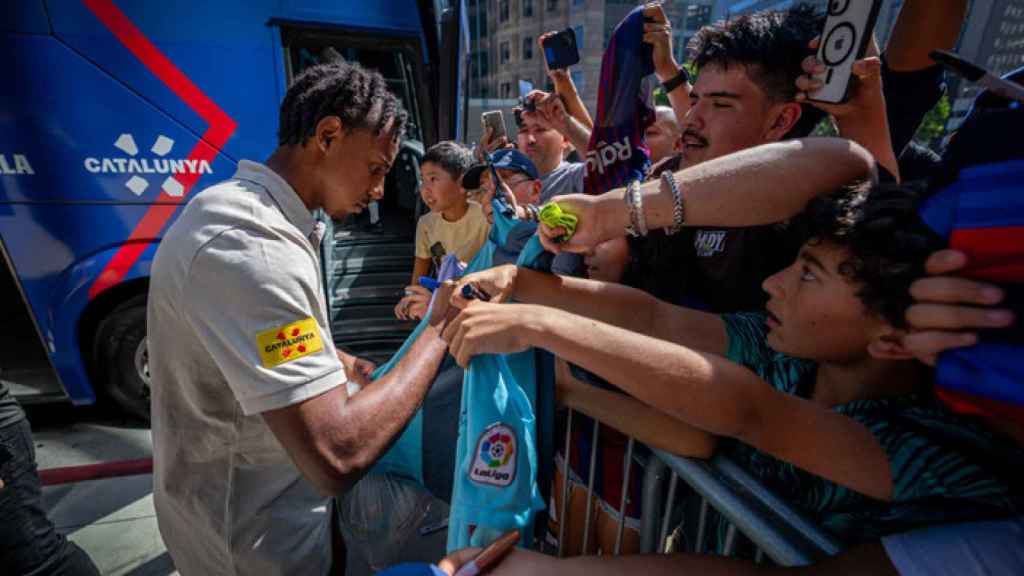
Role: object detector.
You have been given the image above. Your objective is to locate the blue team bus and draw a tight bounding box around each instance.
[1,0,468,417]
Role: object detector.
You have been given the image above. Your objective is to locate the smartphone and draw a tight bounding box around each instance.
[808,0,883,104]
[481,110,506,142]
[542,28,580,70]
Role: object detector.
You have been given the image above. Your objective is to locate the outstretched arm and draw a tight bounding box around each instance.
[536,138,876,254]
[443,303,895,502]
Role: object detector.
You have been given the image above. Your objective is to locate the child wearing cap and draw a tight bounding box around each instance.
[396,142,490,320]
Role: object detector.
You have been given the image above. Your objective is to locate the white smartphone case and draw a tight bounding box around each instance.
[809,0,882,104]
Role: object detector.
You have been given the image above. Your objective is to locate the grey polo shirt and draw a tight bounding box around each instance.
[539,160,586,203]
[148,160,345,576]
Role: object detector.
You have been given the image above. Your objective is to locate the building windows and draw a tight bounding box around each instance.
[686,4,712,31]
[501,82,513,99]
[472,50,490,77]
[469,8,488,37]
[500,40,511,64]
[547,0,558,10]
[499,0,509,23]
[523,36,533,60]
[523,0,534,18]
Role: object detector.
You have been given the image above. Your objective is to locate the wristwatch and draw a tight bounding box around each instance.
[661,67,690,95]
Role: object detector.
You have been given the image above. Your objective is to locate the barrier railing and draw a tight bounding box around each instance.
[553,407,843,566]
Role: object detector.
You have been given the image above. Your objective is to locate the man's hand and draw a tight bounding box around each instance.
[437,547,482,575]
[795,36,885,120]
[538,32,571,82]
[537,194,609,254]
[338,350,377,388]
[903,249,1015,365]
[452,264,519,306]
[442,302,546,368]
[523,90,568,133]
[643,3,679,82]
[395,285,431,321]
[477,125,512,163]
[428,281,460,331]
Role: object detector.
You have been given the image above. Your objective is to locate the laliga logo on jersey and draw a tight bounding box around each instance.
[585,137,632,175]
[83,133,212,197]
[470,423,517,487]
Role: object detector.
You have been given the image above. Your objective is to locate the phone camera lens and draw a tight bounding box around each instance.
[822,22,856,66]
[828,0,850,16]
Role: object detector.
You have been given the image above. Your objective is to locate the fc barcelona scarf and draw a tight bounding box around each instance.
[919,99,1024,426]
[582,5,656,195]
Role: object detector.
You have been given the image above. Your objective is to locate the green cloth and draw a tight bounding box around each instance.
[718,312,1024,546]
[538,203,578,242]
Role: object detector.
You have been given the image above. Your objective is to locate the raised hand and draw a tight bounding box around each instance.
[903,249,1015,365]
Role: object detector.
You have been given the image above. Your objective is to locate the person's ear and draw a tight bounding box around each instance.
[764,102,803,142]
[867,328,915,361]
[529,181,542,205]
[315,116,343,153]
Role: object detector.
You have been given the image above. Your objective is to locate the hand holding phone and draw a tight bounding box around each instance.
[481,111,506,143]
[542,28,580,71]
[808,0,882,104]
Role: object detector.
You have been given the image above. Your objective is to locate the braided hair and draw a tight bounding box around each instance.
[277,62,408,146]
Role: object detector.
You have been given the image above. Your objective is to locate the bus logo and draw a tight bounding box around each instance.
[83,133,212,197]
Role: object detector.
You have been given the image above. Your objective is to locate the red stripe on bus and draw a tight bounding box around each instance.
[83,0,236,299]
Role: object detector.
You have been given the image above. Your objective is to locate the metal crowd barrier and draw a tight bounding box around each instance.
[553,407,843,567]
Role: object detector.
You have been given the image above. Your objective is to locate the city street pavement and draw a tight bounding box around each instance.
[26,402,176,576]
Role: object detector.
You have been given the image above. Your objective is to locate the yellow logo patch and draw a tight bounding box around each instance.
[256,317,323,368]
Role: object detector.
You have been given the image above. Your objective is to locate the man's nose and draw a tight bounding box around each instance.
[684,104,705,132]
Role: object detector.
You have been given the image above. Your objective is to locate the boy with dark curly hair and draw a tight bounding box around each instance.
[149,61,459,575]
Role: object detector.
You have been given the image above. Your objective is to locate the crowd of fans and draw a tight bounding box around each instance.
[376,0,1023,573]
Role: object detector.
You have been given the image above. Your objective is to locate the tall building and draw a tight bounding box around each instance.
[947,0,1024,130]
[468,0,721,133]
[712,0,827,20]
[713,0,904,48]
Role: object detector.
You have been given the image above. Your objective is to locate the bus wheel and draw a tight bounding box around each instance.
[95,295,151,420]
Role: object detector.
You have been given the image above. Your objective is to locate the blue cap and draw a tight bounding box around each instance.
[461,148,539,190]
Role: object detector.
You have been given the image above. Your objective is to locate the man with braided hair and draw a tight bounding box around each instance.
[148,61,457,575]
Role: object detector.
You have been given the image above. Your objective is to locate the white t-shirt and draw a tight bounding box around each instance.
[149,160,345,575]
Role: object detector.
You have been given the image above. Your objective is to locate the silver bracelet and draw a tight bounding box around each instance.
[661,170,685,235]
[624,180,648,237]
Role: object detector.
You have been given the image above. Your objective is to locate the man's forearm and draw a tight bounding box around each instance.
[656,64,691,130]
[492,542,897,576]
[333,326,448,473]
[885,0,968,71]
[553,74,594,130]
[588,138,876,240]
[527,307,764,439]
[837,110,900,182]
[560,115,592,155]
[556,361,717,458]
[509,268,726,353]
